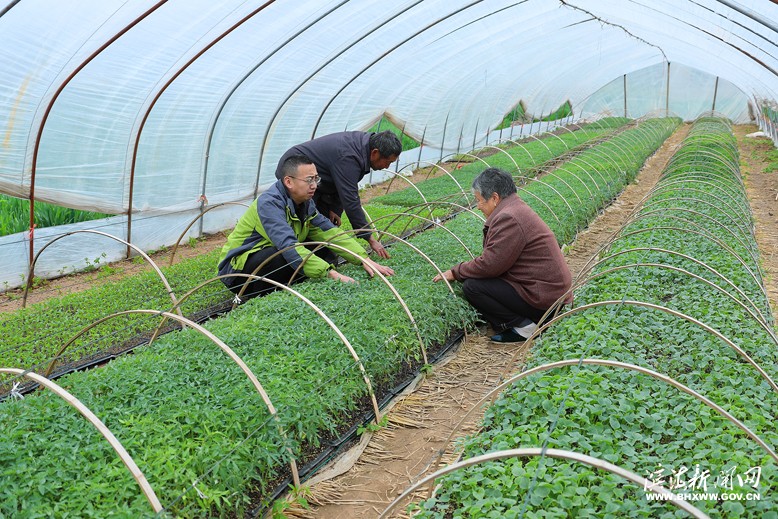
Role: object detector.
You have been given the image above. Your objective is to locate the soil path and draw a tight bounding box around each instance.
[302,124,692,519]
[734,125,778,321]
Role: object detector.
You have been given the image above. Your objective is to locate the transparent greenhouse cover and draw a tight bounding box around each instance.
[0,0,776,288]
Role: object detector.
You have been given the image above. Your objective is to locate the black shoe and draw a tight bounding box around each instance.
[490,328,527,343]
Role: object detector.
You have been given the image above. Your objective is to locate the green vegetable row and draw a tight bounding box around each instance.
[0,122,629,378]
[0,118,678,516]
[413,117,777,518]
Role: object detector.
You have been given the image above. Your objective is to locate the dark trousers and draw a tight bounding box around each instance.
[462,278,547,333]
[220,247,297,300]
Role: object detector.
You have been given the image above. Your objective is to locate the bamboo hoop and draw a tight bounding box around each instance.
[574,248,770,328]
[515,176,575,217]
[40,309,301,486]
[365,212,475,259]
[431,359,778,480]
[21,230,181,318]
[0,367,163,513]
[168,201,248,266]
[647,179,752,221]
[499,301,778,393]
[381,447,708,519]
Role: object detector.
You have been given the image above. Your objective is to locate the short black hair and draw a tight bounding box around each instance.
[277,154,313,179]
[472,167,516,199]
[369,131,402,158]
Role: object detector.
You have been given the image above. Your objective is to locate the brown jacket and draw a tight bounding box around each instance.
[452,193,572,309]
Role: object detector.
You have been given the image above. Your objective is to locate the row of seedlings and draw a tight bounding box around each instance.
[0,119,678,516]
[0,121,627,382]
[403,117,777,518]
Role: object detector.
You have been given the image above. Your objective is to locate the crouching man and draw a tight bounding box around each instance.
[433,167,572,342]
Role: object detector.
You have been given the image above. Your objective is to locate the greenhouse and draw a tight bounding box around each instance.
[1,1,777,517]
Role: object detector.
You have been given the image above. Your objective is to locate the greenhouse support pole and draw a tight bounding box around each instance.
[623,74,627,118]
[712,76,719,112]
[665,62,671,117]
[397,122,406,172]
[485,125,490,146]
[27,0,169,265]
[417,125,427,165]
[472,118,479,151]
[440,112,449,163]
[457,125,464,155]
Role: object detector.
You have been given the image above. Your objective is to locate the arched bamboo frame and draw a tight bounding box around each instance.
[576,247,771,328]
[638,198,756,250]
[554,161,600,199]
[576,263,778,346]
[644,181,753,227]
[431,359,778,480]
[382,447,708,519]
[438,151,491,173]
[658,171,743,199]
[515,176,575,217]
[581,145,629,183]
[237,239,440,364]
[151,274,383,429]
[565,155,611,193]
[22,230,181,318]
[41,309,301,486]
[476,145,521,174]
[515,185,563,228]
[522,133,552,157]
[403,159,470,203]
[594,137,636,172]
[0,367,163,513]
[500,301,778,393]
[491,138,538,166]
[662,150,740,183]
[661,158,742,189]
[528,168,585,205]
[365,212,475,260]
[167,201,248,266]
[618,218,764,289]
[536,130,571,152]
[385,200,486,224]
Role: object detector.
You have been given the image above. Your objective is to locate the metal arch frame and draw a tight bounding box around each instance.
[536,130,572,152]
[554,160,602,199]
[124,1,278,252]
[40,308,302,487]
[238,239,432,364]
[639,197,756,248]
[151,273,383,430]
[475,145,521,174]
[0,367,163,514]
[430,359,778,484]
[645,181,753,227]
[565,155,611,193]
[577,263,778,347]
[579,144,629,184]
[501,300,778,394]
[625,209,762,272]
[515,185,563,229]
[609,224,767,301]
[658,170,744,198]
[400,200,485,224]
[575,247,771,329]
[382,447,708,519]
[515,176,576,218]
[200,2,349,198]
[663,148,741,181]
[365,212,475,260]
[438,151,491,172]
[21,229,182,318]
[529,168,584,205]
[397,159,471,203]
[168,201,248,266]
[366,166,432,215]
[490,138,537,167]
[597,134,640,174]
[25,1,169,265]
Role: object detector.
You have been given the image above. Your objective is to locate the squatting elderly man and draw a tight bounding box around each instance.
[218,155,394,301]
[433,167,572,343]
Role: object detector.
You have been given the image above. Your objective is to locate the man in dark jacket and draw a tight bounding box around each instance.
[433,168,572,343]
[219,155,394,300]
[274,130,401,259]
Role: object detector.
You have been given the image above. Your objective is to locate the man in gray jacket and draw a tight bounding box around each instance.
[274,130,401,259]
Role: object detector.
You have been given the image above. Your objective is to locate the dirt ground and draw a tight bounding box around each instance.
[298,124,698,519]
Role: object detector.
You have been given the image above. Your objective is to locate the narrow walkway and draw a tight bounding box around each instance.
[301,124,690,519]
[734,125,778,322]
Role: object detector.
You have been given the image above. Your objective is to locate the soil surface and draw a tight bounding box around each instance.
[734,125,778,321]
[301,124,696,518]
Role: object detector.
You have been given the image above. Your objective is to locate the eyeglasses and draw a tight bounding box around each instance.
[287,175,321,186]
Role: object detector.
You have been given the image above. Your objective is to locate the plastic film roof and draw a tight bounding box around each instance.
[0,0,777,285]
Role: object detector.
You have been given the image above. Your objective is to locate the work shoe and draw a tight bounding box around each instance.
[489,328,526,343]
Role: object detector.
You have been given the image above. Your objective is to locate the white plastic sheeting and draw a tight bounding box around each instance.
[0,0,776,288]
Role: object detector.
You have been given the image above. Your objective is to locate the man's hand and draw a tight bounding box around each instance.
[367,236,390,259]
[328,269,356,283]
[362,257,395,278]
[432,269,456,283]
[328,210,342,226]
